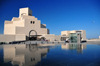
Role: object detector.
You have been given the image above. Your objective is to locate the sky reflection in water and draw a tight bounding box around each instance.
[0,43,100,66]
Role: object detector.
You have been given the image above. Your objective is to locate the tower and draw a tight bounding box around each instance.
[19,7,32,17]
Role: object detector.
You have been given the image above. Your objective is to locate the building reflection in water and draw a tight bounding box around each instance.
[61,43,87,53]
[3,44,49,66]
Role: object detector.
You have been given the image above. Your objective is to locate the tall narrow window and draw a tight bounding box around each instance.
[30,21,32,24]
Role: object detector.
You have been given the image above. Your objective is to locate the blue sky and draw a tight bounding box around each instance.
[0,0,100,38]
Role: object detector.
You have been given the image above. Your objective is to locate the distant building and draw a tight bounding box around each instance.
[61,30,86,41]
[0,7,49,42]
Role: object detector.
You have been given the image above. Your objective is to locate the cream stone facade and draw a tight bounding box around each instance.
[0,7,49,42]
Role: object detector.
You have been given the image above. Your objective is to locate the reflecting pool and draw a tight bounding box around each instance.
[0,43,100,66]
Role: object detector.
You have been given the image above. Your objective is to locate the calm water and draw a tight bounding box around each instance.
[0,43,100,66]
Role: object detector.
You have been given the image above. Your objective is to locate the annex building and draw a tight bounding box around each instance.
[61,30,86,43]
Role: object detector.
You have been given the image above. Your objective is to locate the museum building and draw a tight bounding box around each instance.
[0,7,50,42]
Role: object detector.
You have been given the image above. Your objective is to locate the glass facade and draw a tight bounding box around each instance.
[69,33,77,43]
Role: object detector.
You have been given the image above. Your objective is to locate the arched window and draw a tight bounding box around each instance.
[29,30,37,40]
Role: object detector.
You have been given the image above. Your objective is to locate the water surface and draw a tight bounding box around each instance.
[0,43,100,66]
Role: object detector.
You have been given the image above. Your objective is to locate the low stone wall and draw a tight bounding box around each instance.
[0,34,26,43]
[0,35,15,43]
[25,41,65,44]
[87,41,100,44]
[15,34,26,41]
[87,39,100,41]
[40,34,61,41]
